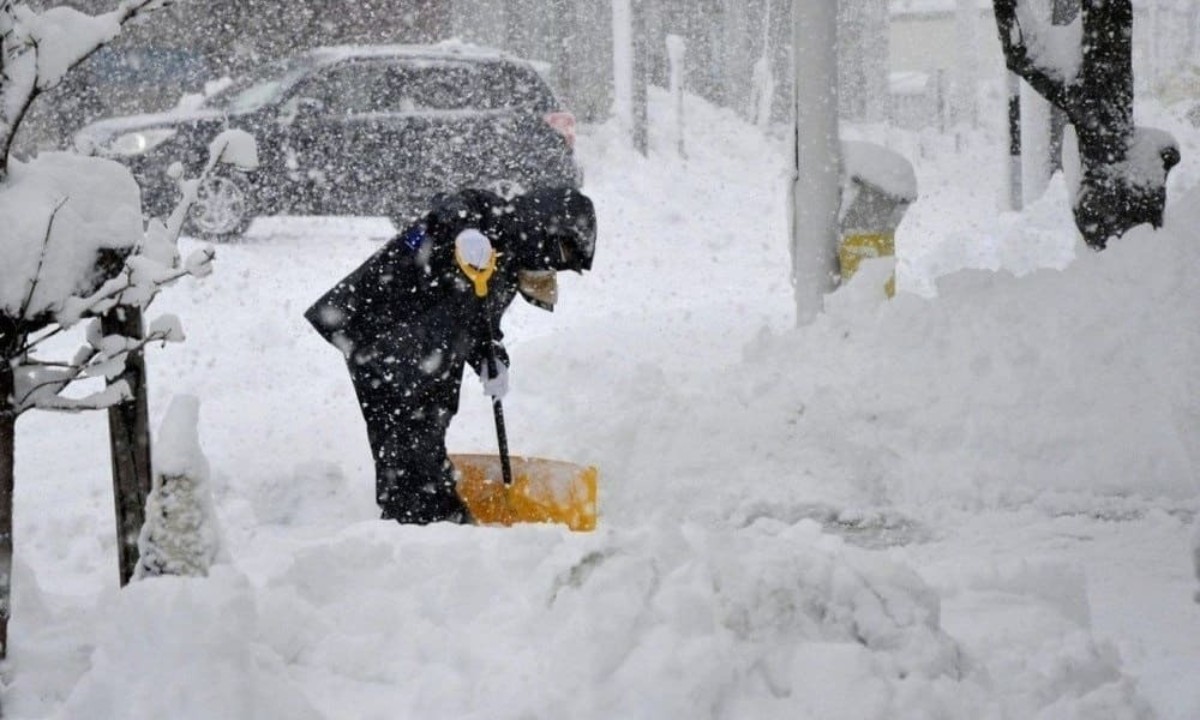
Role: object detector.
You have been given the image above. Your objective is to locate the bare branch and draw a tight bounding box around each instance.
[15,196,68,323]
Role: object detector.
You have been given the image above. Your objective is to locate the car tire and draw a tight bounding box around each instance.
[186,171,255,241]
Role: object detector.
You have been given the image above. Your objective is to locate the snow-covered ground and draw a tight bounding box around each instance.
[6,91,1200,718]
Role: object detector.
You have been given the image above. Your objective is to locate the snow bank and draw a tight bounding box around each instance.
[56,568,321,720]
[60,518,1134,719]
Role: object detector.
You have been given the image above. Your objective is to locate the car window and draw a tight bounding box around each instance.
[273,57,559,117]
[396,62,556,113]
[303,62,397,115]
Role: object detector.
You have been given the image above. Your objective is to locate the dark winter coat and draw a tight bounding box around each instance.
[305,189,521,415]
[303,187,594,523]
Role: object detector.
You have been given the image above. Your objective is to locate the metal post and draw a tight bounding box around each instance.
[791,0,842,325]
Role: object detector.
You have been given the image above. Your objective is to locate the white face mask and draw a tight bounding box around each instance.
[454,229,493,270]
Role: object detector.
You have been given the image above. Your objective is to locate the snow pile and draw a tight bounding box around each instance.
[136,395,223,579]
[56,568,322,720]
[712,217,1200,510]
[65,518,1133,719]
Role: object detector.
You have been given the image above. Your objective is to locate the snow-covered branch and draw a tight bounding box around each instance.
[50,246,214,332]
[993,0,1079,113]
[14,195,67,323]
[0,0,175,175]
[12,317,183,413]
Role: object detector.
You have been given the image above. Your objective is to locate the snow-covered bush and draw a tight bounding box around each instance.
[0,0,255,658]
[135,395,223,579]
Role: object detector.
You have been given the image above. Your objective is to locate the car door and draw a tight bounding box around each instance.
[275,61,400,215]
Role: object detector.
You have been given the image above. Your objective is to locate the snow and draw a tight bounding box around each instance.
[1013,0,1083,84]
[843,140,919,202]
[15,5,121,90]
[0,153,141,319]
[135,395,223,579]
[1124,126,1180,189]
[5,88,1200,720]
[209,129,259,171]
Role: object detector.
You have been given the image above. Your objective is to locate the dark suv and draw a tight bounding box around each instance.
[73,44,582,239]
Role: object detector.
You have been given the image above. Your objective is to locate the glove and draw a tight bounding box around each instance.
[481,360,509,400]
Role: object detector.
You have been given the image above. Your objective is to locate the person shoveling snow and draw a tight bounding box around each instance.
[304,187,596,525]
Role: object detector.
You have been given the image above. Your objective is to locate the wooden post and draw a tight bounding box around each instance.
[0,360,15,658]
[102,306,152,586]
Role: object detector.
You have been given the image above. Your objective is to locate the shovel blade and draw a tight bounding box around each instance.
[452,454,598,532]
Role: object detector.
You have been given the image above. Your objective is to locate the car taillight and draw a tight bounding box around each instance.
[544,112,576,150]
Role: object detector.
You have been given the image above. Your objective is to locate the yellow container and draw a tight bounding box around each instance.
[839,232,896,297]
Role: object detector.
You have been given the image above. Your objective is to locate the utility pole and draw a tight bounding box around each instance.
[791,0,841,325]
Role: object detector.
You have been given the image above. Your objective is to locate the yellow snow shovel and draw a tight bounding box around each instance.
[453,454,598,531]
[451,234,599,532]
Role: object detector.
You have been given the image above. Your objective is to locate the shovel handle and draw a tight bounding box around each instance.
[484,308,514,486]
[490,394,513,486]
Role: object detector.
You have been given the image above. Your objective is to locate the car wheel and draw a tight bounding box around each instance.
[187,172,255,240]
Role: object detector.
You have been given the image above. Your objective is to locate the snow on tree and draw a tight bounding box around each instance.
[993,0,1181,249]
[135,395,223,580]
[0,0,254,658]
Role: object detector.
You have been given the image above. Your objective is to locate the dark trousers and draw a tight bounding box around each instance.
[348,356,471,524]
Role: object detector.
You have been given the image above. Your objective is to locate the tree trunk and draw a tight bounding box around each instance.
[994,0,1178,249]
[102,307,152,587]
[0,360,15,659]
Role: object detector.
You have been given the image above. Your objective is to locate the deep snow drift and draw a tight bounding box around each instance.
[5,92,1199,719]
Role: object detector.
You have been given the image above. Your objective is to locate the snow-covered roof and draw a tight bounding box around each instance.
[306,41,526,68]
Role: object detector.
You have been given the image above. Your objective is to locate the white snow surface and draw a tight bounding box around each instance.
[6,92,1200,719]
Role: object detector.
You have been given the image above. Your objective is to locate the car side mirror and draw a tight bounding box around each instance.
[280,96,326,125]
[295,97,326,118]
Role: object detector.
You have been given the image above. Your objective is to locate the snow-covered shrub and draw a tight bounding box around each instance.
[0,0,257,656]
[135,396,222,579]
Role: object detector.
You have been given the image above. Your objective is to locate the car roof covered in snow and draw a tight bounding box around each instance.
[305,42,530,68]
